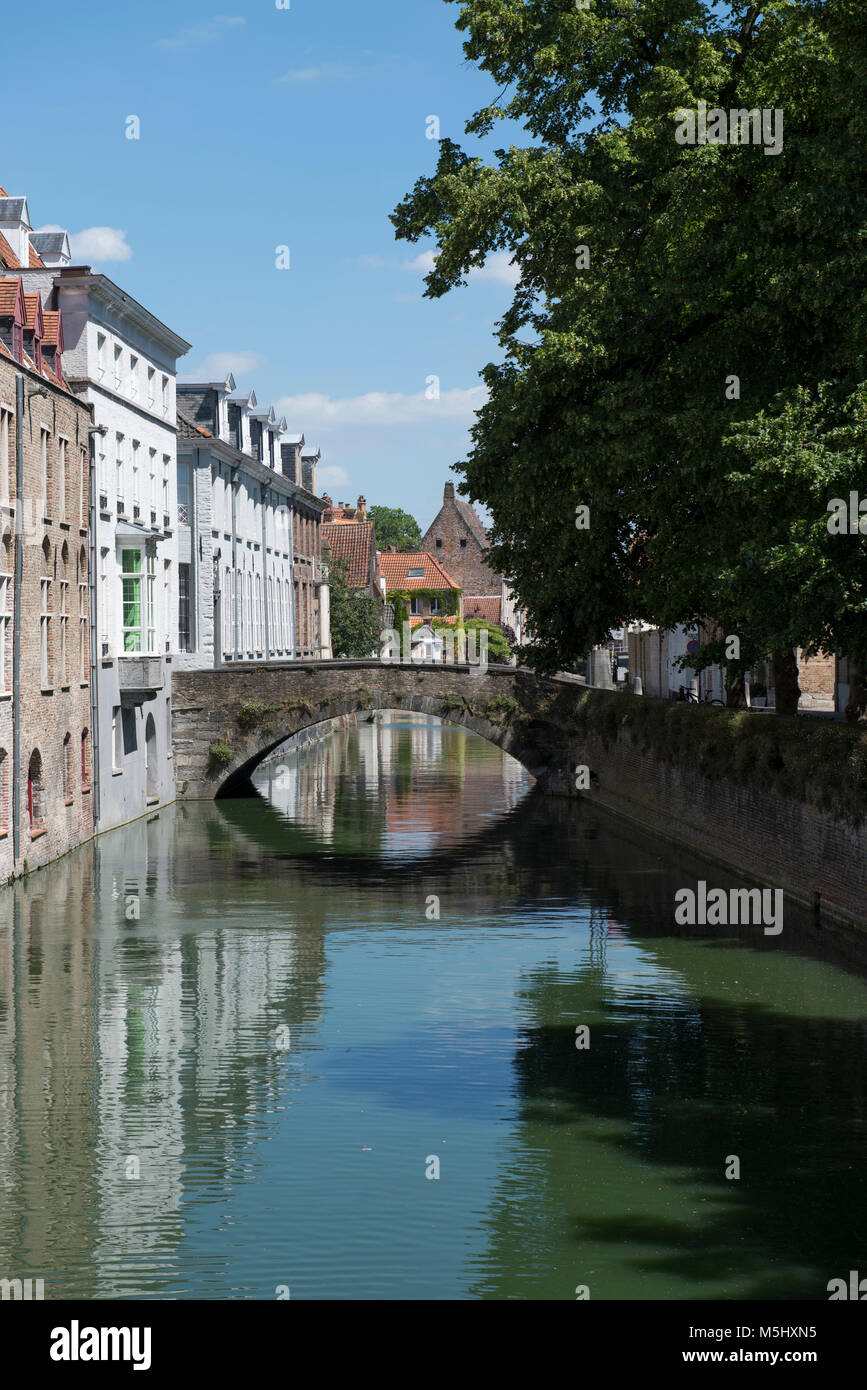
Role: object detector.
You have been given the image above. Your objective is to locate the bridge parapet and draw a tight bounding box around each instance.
[171,660,575,799]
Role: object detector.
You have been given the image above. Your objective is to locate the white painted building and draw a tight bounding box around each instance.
[7,204,191,831]
[176,376,330,667]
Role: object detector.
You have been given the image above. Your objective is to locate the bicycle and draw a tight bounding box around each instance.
[676,685,726,707]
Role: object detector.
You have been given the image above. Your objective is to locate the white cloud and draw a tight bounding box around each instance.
[273,386,487,430]
[179,351,266,382]
[159,16,245,48]
[319,465,350,491]
[65,227,132,263]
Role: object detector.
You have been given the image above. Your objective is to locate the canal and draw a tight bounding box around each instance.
[0,713,865,1300]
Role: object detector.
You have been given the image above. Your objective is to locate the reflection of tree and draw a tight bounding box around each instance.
[473,971,867,1300]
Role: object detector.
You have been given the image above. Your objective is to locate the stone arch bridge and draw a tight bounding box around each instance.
[171,660,584,800]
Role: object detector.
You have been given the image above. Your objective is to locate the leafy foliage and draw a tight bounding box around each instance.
[369,505,422,552]
[329,557,384,658]
[392,0,867,684]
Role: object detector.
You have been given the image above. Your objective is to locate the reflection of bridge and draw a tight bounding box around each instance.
[172,660,580,799]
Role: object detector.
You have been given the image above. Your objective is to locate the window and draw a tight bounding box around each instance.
[96,332,106,380]
[161,375,169,417]
[0,749,8,836]
[162,559,170,652]
[245,572,253,653]
[115,434,125,511]
[81,730,90,791]
[40,428,50,515]
[0,407,10,505]
[59,577,69,685]
[79,574,88,680]
[407,567,424,578]
[58,438,68,520]
[27,750,45,831]
[178,562,191,651]
[429,597,442,615]
[460,538,467,548]
[129,355,139,399]
[62,733,73,802]
[79,447,88,527]
[435,538,442,548]
[121,549,143,651]
[223,566,232,653]
[268,575,275,650]
[162,455,170,521]
[0,564,10,692]
[147,366,155,406]
[256,574,263,651]
[40,575,53,687]
[177,463,191,525]
[113,343,123,387]
[132,441,140,513]
[112,707,122,770]
[147,553,156,652]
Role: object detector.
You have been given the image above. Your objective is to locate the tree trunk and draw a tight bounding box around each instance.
[725,663,747,709]
[771,648,801,718]
[845,657,867,723]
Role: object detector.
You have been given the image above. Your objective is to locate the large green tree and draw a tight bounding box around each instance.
[328,558,384,658]
[391,0,867,706]
[369,505,422,552]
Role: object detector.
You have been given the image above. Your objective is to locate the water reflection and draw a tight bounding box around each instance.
[249,712,531,859]
[0,716,864,1300]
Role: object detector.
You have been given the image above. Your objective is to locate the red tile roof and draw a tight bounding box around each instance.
[28,242,45,269]
[0,278,24,317]
[462,595,502,623]
[323,520,376,589]
[408,614,459,628]
[41,310,60,345]
[23,292,43,332]
[379,551,461,592]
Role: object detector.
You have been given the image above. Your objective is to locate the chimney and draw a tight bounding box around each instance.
[357,494,367,521]
[280,442,300,484]
[444,481,455,502]
[321,493,333,522]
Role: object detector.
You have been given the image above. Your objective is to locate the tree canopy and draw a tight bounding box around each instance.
[391,0,867,710]
[369,505,423,552]
[329,558,384,658]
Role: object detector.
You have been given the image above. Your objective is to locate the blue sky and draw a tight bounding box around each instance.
[2,0,528,530]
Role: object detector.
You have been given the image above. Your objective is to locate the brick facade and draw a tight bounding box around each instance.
[420,482,502,598]
[0,352,93,879]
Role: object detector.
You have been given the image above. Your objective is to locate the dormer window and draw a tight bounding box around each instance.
[407,567,424,578]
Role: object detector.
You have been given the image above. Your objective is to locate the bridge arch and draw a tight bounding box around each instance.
[171,660,574,800]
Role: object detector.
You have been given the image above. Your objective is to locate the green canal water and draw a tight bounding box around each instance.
[0,714,865,1300]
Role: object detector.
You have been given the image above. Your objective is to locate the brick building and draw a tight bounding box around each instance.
[420,481,525,640]
[280,437,331,658]
[0,269,93,878]
[322,494,380,601]
[1,182,191,834]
